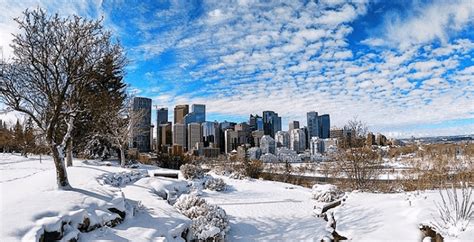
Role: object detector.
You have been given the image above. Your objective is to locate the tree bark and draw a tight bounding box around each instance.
[66,138,73,167]
[51,144,71,189]
[120,145,126,167]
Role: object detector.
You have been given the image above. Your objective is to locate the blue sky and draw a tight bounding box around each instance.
[0,0,473,138]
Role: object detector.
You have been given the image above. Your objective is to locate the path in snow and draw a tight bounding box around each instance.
[201,176,327,241]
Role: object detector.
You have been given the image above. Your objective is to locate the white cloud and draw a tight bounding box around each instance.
[363,0,474,49]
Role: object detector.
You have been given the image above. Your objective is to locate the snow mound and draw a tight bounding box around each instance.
[99,170,149,187]
[174,194,230,240]
[312,184,344,203]
[22,191,132,242]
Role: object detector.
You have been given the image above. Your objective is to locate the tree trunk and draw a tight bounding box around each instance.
[66,138,73,167]
[120,145,126,167]
[51,144,71,190]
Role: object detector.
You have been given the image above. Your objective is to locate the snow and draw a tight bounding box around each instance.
[200,176,329,240]
[311,184,344,202]
[0,154,189,242]
[1,153,472,241]
[334,191,474,241]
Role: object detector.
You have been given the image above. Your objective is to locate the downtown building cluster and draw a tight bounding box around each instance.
[130,96,350,162]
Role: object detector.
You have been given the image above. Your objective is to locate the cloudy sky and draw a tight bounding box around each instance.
[0,0,473,138]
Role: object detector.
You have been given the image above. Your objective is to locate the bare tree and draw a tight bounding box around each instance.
[0,9,125,189]
[107,100,146,167]
[343,116,368,148]
[335,147,382,190]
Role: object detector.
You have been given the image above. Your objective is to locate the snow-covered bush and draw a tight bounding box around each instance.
[204,177,226,191]
[174,194,230,240]
[311,184,344,203]
[100,170,148,187]
[180,164,204,180]
[432,183,473,237]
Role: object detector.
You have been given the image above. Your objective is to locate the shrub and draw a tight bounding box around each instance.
[174,194,230,240]
[204,177,226,191]
[312,184,344,203]
[180,164,204,180]
[432,183,473,237]
[244,159,263,178]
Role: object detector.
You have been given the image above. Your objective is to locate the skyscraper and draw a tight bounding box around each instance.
[290,128,306,153]
[319,114,330,139]
[187,123,202,151]
[263,111,282,138]
[289,120,300,131]
[202,121,219,147]
[224,129,238,154]
[156,107,168,151]
[172,123,186,150]
[184,104,206,125]
[192,104,206,123]
[159,122,172,151]
[307,111,319,139]
[131,97,152,152]
[174,105,189,124]
[249,114,264,131]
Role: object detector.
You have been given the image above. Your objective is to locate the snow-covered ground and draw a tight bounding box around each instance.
[200,175,328,241]
[1,153,472,241]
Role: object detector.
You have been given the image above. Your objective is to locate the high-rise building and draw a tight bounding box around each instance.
[224,129,238,154]
[290,128,306,153]
[187,123,202,152]
[184,104,206,125]
[174,105,189,124]
[156,108,168,151]
[263,111,282,138]
[202,121,219,147]
[289,121,300,131]
[319,114,330,139]
[235,122,251,145]
[307,111,319,139]
[219,121,236,153]
[172,123,186,150]
[159,122,172,152]
[130,97,152,152]
[192,104,206,123]
[249,114,264,131]
[275,131,290,148]
[260,135,276,154]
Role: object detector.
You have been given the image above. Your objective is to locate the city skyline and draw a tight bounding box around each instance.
[0,0,473,138]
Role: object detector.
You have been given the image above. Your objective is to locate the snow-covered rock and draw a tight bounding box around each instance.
[311,184,344,203]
